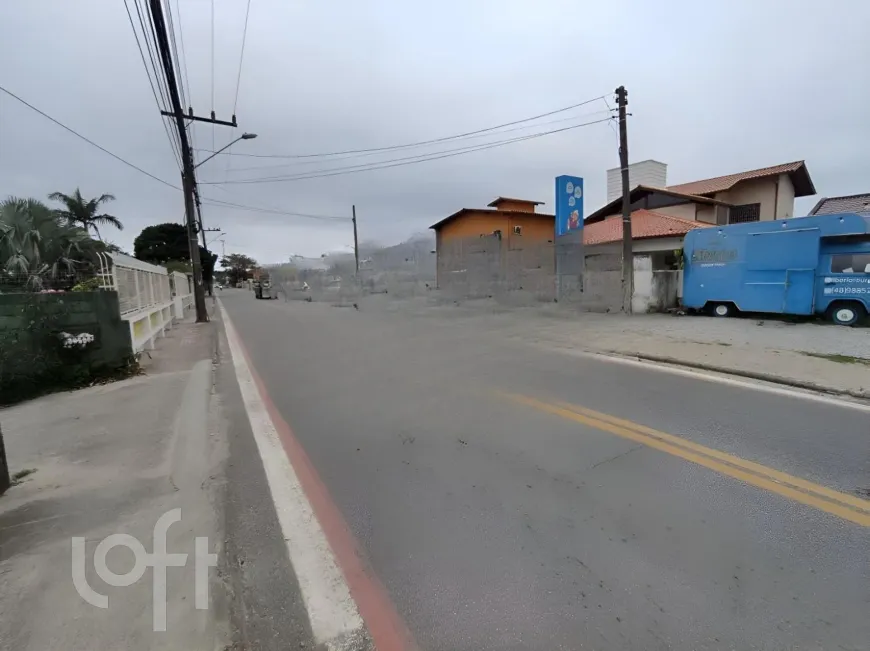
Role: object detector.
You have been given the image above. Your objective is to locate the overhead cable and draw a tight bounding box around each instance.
[196,94,609,160]
[202,116,615,185]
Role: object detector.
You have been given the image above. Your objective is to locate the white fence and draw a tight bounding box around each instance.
[170,271,193,315]
[97,253,192,353]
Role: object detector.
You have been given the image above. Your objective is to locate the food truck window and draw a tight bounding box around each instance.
[832,253,870,273]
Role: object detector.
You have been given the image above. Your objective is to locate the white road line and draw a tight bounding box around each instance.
[560,348,870,414]
[218,301,365,647]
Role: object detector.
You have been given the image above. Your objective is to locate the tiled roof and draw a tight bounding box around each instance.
[809,193,870,215]
[667,161,809,196]
[487,197,543,207]
[429,207,554,231]
[584,185,730,224]
[583,210,710,246]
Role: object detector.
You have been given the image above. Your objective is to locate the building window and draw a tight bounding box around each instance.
[729,203,761,224]
[832,253,870,273]
[513,225,523,235]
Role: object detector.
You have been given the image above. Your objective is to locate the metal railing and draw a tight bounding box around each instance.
[97,252,184,353]
[170,270,193,313]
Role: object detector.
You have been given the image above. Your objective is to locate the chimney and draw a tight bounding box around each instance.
[606,160,667,202]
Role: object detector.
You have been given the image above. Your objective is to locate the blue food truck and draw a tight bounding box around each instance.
[682,213,870,325]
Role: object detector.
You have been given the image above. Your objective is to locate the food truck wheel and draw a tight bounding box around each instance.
[711,302,735,318]
[828,302,864,326]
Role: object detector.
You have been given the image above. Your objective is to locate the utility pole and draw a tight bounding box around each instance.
[149,0,237,322]
[352,205,360,276]
[615,85,633,314]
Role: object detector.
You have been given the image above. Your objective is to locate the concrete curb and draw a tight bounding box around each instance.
[601,350,870,401]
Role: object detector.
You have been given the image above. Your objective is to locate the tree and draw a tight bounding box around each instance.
[1,197,99,290]
[133,222,217,288]
[220,253,257,286]
[134,223,188,263]
[48,188,123,241]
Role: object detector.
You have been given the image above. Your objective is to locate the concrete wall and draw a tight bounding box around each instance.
[436,235,622,311]
[776,173,795,219]
[697,204,716,224]
[607,160,668,202]
[581,243,623,312]
[657,202,697,222]
[0,291,134,398]
[713,177,795,222]
[631,255,653,313]
[632,236,685,254]
[437,210,554,247]
[631,257,682,313]
[489,199,537,213]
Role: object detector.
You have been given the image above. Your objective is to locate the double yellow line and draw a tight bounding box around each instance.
[502,392,870,527]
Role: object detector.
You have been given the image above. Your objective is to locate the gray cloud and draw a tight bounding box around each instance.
[2,0,868,264]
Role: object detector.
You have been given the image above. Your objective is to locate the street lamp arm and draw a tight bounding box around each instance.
[194,133,257,169]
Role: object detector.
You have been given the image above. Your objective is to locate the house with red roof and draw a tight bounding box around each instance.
[428,161,817,311]
[583,160,817,310]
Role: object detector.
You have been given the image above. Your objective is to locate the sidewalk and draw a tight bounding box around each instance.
[381,297,870,399]
[519,312,870,399]
[0,314,228,650]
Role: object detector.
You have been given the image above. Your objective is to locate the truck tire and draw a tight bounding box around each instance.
[711,302,734,318]
[828,302,865,326]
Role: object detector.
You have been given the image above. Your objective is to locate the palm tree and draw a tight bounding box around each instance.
[1,197,97,290]
[48,188,123,241]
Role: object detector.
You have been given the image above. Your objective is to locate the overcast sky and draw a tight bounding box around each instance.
[2,0,868,263]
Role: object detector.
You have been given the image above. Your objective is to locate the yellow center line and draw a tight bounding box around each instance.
[500,392,870,528]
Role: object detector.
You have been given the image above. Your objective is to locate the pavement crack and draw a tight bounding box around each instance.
[591,444,643,470]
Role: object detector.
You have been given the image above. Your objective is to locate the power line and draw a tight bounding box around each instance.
[233,0,253,115]
[227,109,612,174]
[172,0,193,108]
[139,0,187,167]
[211,0,216,153]
[0,84,181,191]
[196,94,608,160]
[203,116,615,185]
[200,195,351,221]
[122,0,183,171]
[170,0,199,165]
[0,84,337,228]
[164,0,188,111]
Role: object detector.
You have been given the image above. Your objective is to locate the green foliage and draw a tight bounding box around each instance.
[48,188,122,241]
[71,277,103,292]
[1,197,100,291]
[165,260,192,274]
[201,248,218,286]
[220,253,257,286]
[133,222,217,284]
[134,222,188,263]
[0,295,140,405]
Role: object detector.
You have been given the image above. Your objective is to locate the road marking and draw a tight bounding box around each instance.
[503,392,870,527]
[556,348,870,414]
[218,302,365,647]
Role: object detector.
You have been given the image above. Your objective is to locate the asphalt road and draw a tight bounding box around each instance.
[219,290,870,651]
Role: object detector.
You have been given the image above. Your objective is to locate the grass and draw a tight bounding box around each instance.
[11,468,37,485]
[799,352,870,366]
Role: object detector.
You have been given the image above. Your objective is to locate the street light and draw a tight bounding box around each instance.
[194,132,258,169]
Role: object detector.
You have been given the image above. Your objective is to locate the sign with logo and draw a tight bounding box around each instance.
[555,175,584,237]
[823,276,870,295]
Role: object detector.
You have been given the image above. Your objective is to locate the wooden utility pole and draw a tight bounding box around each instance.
[149,0,239,322]
[615,85,633,314]
[352,205,360,276]
[149,0,207,322]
